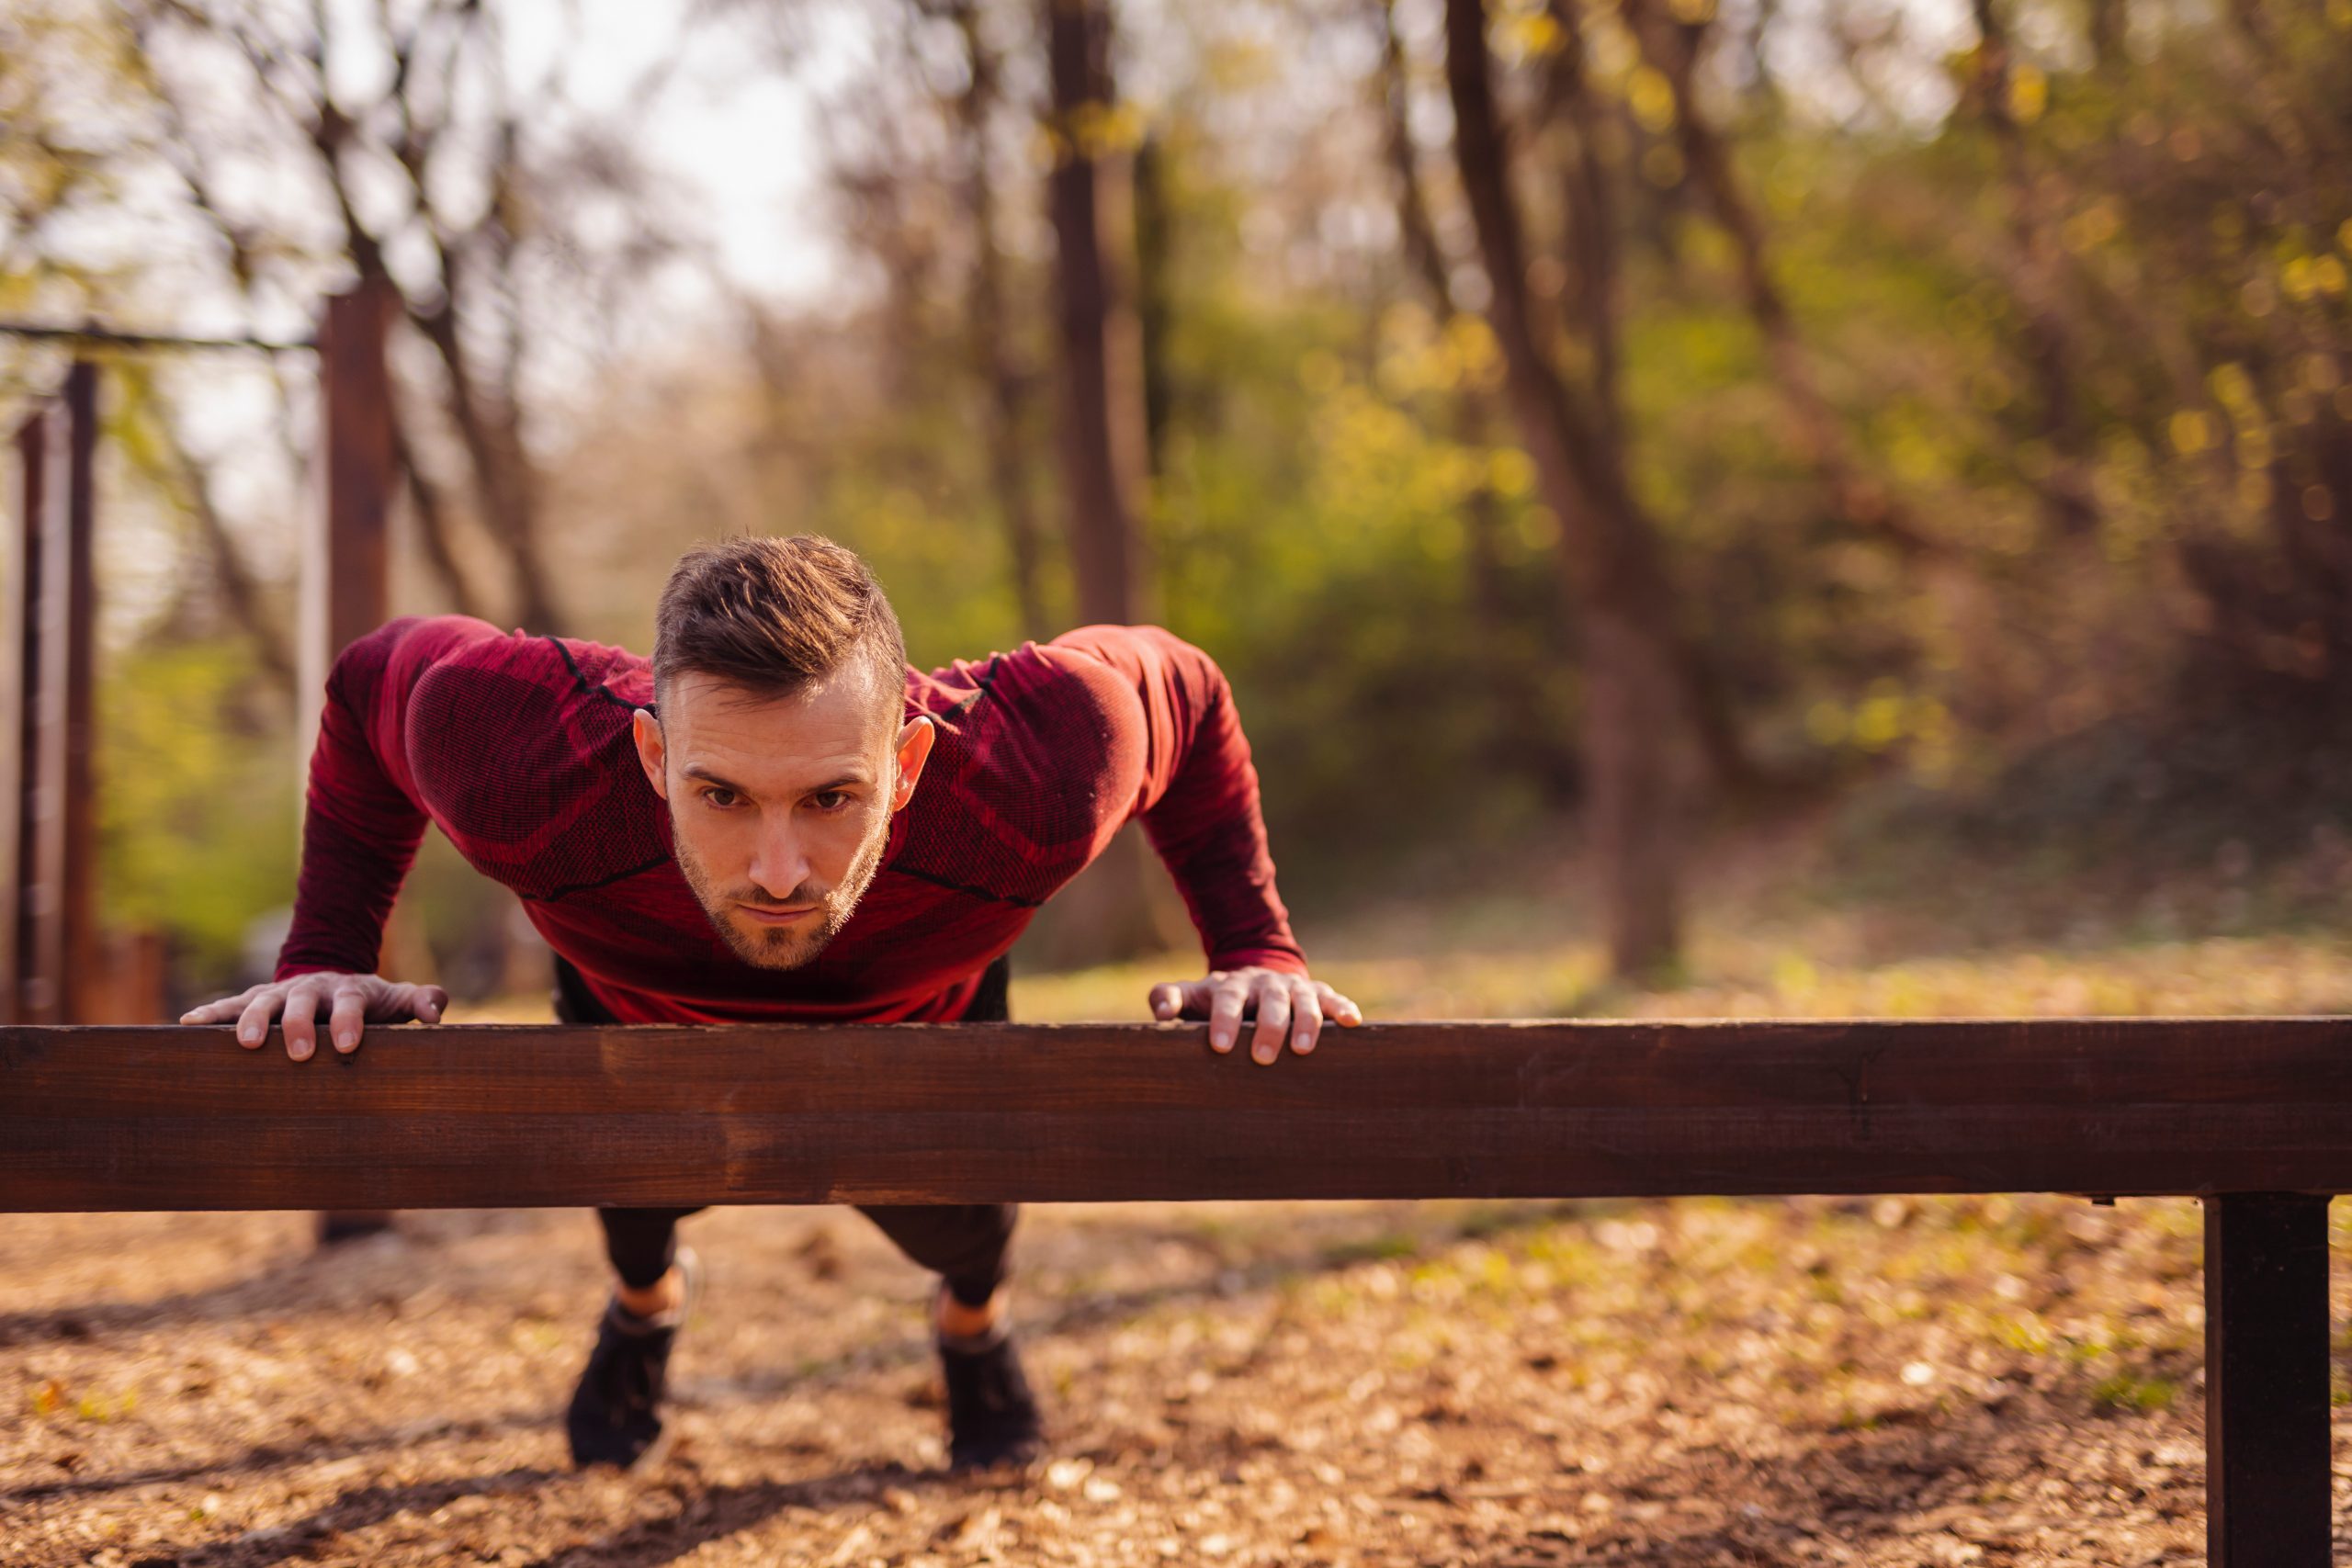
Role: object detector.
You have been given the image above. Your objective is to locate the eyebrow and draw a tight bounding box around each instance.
[680,763,872,795]
[680,763,749,793]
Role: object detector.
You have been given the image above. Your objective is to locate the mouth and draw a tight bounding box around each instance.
[738,903,820,926]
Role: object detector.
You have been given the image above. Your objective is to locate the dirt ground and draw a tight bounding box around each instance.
[6,1190,2346,1566]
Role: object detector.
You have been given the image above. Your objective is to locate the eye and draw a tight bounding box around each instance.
[701,787,740,809]
[809,790,852,812]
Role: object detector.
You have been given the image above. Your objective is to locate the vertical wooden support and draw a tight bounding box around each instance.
[0,411,46,1023]
[2205,1192,2334,1567]
[307,280,400,1245]
[300,279,397,765]
[27,364,97,1025]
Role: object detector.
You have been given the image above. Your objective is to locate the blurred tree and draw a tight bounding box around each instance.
[1443,0,1693,978]
[944,0,1052,637]
[1044,0,1150,626]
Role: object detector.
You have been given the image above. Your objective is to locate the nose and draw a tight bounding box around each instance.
[745,813,813,903]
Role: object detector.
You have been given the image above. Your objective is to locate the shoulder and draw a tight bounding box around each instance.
[403,626,662,874]
[888,641,1139,899]
[405,626,651,734]
[910,639,1135,761]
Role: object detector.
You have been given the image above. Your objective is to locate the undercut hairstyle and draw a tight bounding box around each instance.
[651,535,907,715]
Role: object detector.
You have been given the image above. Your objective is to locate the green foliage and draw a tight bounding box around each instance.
[96,641,296,976]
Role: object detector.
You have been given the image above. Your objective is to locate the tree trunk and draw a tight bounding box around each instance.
[950,0,1049,637]
[1045,0,1146,626]
[1374,0,1552,784]
[1039,0,1182,965]
[1443,0,1687,979]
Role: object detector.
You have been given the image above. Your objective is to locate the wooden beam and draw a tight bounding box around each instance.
[2205,1192,2334,1567]
[4,1018,2351,1213]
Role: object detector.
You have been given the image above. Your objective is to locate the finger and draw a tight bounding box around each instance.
[184,985,259,1026]
[181,999,224,1024]
[1319,983,1364,1026]
[280,981,323,1062]
[1147,982,1185,1021]
[328,983,368,1054]
[384,982,449,1024]
[1206,983,1247,1054]
[1249,979,1292,1066]
[1289,979,1325,1055]
[235,989,281,1049]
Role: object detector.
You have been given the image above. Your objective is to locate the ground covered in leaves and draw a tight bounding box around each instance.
[7,1187,2351,1566]
[9,836,2351,1565]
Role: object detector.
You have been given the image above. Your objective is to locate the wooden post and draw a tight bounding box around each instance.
[2204,1192,2333,1567]
[25,364,97,1024]
[307,280,400,1245]
[0,411,45,1023]
[300,279,397,764]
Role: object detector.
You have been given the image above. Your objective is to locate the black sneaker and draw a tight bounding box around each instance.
[941,1324,1046,1472]
[566,1247,702,1470]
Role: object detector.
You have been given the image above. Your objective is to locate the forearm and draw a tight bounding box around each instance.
[1051,624,1306,974]
[1140,702,1306,975]
[274,623,435,978]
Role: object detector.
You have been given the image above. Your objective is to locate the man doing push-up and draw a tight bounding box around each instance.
[180,535,1361,1472]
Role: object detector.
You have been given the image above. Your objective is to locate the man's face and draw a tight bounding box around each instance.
[631,665,933,971]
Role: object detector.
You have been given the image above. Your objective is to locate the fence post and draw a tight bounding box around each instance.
[0,411,46,1022]
[2204,1191,2334,1567]
[307,279,400,1245]
[300,279,397,765]
[18,363,99,1025]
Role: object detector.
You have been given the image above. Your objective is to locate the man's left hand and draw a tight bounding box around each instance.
[1148,967,1364,1065]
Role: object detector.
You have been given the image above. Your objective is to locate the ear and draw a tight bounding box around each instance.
[891,715,937,811]
[631,708,669,799]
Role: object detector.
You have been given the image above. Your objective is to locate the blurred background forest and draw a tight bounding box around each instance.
[3,0,2349,1014]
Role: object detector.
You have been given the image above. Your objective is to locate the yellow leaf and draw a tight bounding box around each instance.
[1627,66,1678,133]
[2007,63,2047,125]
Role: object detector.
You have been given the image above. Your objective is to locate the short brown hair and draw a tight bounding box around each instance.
[651,535,906,711]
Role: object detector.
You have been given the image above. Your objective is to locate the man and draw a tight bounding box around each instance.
[180,536,1361,1473]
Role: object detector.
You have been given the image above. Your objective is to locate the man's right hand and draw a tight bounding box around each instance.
[179,973,449,1061]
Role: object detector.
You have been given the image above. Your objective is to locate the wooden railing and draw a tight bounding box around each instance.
[5,1018,2346,1564]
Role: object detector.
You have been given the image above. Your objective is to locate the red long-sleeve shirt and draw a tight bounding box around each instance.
[276,616,1306,1022]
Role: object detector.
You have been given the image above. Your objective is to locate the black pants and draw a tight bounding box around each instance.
[554,955,1018,1307]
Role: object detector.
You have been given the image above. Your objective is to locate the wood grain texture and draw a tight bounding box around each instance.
[2204,1192,2334,1567]
[3,1018,2349,1212]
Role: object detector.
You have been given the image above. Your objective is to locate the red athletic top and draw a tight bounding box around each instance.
[275,616,1305,1023]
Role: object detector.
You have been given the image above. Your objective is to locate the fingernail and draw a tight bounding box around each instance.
[334,1031,356,1052]
[289,1043,311,1061]
[1295,1032,1314,1052]
[1211,1029,1233,1052]
[238,1026,256,1044]
[1254,1043,1276,1064]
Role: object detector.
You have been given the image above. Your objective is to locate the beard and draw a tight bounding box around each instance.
[671,810,893,972]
